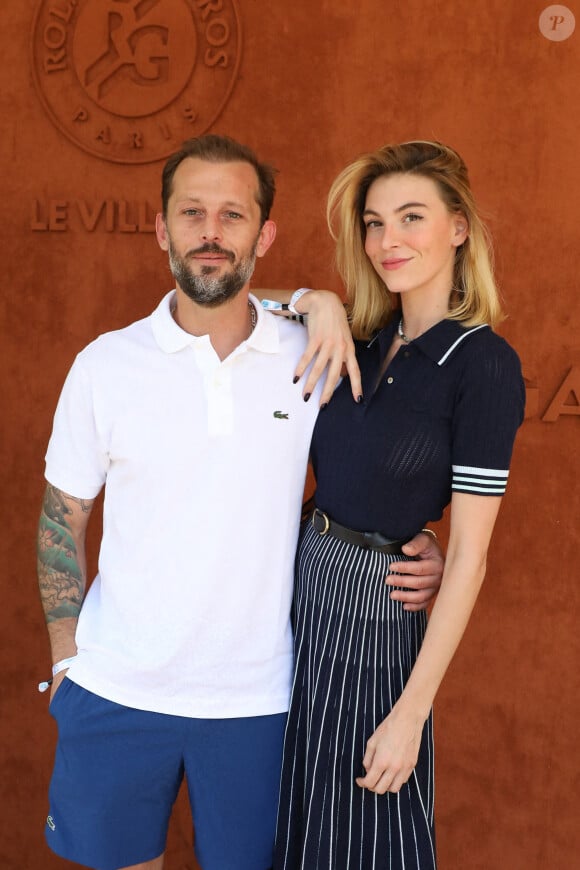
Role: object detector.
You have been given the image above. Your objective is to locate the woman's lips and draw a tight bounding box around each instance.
[381,258,410,270]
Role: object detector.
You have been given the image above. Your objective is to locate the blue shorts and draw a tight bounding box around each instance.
[46,679,286,870]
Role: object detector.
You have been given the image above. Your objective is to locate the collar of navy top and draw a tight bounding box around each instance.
[368,316,489,367]
[151,291,280,355]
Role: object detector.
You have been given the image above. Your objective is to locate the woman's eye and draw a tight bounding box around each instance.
[365,220,381,230]
[403,213,423,223]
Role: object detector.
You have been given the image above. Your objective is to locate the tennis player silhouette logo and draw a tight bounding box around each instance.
[83,4,170,101]
[78,0,189,118]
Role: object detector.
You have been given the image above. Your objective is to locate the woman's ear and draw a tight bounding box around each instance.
[452,213,469,247]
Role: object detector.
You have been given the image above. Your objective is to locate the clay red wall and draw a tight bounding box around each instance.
[2,2,579,868]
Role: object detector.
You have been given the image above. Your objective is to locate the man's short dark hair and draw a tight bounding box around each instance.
[161,134,277,225]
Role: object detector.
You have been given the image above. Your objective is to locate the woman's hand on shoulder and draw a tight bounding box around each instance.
[294,290,362,406]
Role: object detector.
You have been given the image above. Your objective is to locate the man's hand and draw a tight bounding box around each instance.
[293,290,362,406]
[387,531,444,612]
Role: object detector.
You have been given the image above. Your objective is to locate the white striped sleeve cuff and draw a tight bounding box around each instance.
[452,464,509,495]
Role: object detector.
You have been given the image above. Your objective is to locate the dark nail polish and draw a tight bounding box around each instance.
[321,402,328,410]
[304,392,311,402]
[356,394,363,404]
[293,375,300,384]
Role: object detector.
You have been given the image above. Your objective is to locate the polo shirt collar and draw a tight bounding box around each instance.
[372,315,489,366]
[246,293,280,353]
[150,290,279,355]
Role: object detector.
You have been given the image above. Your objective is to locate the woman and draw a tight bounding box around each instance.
[274,141,525,869]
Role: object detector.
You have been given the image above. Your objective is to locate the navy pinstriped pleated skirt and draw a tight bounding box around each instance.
[274,522,436,870]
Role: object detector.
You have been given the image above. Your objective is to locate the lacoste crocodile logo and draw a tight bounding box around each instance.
[273,411,289,419]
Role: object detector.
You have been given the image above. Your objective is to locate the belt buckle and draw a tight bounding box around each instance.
[312,509,330,535]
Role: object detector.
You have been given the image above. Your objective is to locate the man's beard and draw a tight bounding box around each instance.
[168,239,258,307]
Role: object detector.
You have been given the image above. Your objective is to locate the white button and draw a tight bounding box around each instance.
[387,376,394,384]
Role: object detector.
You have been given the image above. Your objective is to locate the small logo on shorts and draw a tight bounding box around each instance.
[47,815,56,831]
[273,410,289,419]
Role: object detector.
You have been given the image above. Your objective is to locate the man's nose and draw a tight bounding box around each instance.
[200,216,221,242]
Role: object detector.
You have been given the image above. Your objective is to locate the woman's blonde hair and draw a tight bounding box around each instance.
[327,141,503,339]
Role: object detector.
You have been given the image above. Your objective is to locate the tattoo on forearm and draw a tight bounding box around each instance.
[37,485,93,623]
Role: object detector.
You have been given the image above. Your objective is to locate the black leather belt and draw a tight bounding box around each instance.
[311,508,411,555]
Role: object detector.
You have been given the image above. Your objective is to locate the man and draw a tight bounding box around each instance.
[38,135,442,870]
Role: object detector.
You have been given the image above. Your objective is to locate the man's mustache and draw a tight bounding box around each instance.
[187,243,235,263]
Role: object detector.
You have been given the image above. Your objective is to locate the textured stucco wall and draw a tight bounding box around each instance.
[2,1,578,867]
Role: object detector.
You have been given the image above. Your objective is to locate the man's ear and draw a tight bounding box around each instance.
[156,213,169,252]
[256,220,277,258]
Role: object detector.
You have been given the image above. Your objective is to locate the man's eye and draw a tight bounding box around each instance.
[225,212,242,220]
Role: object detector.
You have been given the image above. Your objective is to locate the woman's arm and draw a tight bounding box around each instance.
[254,288,362,405]
[356,492,502,794]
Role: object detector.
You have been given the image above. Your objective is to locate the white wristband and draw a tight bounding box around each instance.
[288,287,312,315]
[38,656,77,692]
[52,656,77,677]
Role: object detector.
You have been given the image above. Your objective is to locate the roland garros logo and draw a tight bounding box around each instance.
[31,0,242,164]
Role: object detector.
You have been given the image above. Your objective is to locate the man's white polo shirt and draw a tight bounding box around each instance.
[45,292,320,718]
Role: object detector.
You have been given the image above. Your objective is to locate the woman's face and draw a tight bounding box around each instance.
[363,173,467,300]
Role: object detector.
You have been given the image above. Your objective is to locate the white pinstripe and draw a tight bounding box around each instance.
[437,324,487,365]
[452,464,509,476]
